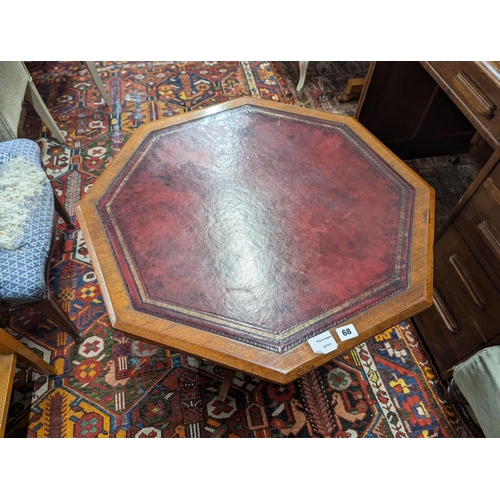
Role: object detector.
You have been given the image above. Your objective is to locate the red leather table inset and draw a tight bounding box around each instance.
[77,97,434,383]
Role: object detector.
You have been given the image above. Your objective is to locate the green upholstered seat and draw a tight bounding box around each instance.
[453,346,500,438]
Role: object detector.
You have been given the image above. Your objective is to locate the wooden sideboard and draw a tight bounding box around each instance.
[356,62,500,379]
[414,149,500,378]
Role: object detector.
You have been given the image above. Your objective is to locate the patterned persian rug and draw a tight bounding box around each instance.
[4,61,482,438]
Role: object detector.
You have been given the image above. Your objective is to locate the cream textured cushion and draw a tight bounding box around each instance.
[0,156,47,250]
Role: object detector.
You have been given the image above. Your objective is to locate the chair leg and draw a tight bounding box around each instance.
[297,61,309,93]
[337,77,366,103]
[52,187,74,229]
[447,378,469,405]
[25,81,66,144]
[0,327,59,376]
[85,62,112,107]
[37,297,83,344]
[0,354,16,438]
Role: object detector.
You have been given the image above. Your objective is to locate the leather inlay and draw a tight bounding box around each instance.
[97,105,415,352]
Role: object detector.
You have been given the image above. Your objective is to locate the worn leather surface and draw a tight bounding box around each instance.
[98,105,415,352]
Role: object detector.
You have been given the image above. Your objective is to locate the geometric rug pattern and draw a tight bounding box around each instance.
[5,61,482,437]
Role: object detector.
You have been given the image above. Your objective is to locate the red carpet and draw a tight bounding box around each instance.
[4,61,481,437]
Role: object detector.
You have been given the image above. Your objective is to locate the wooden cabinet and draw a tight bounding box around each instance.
[414,155,500,378]
[412,61,500,378]
[357,61,500,379]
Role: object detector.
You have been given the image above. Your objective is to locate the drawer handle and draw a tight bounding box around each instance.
[452,71,496,119]
[477,220,500,261]
[484,177,500,206]
[433,288,458,333]
[449,254,487,308]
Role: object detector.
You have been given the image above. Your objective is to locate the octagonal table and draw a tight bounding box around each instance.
[76,97,434,395]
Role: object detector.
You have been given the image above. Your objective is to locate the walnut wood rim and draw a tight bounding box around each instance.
[76,97,434,384]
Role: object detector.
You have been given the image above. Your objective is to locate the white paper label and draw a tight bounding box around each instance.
[335,323,359,341]
[307,330,338,354]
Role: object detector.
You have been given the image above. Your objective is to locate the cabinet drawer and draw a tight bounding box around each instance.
[455,174,500,288]
[423,62,500,148]
[434,225,500,341]
[414,224,500,377]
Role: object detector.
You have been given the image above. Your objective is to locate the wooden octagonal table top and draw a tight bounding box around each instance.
[76,97,434,384]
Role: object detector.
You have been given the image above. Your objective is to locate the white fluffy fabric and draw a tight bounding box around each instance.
[0,156,47,250]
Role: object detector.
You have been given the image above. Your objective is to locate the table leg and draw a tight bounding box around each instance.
[217,368,236,401]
